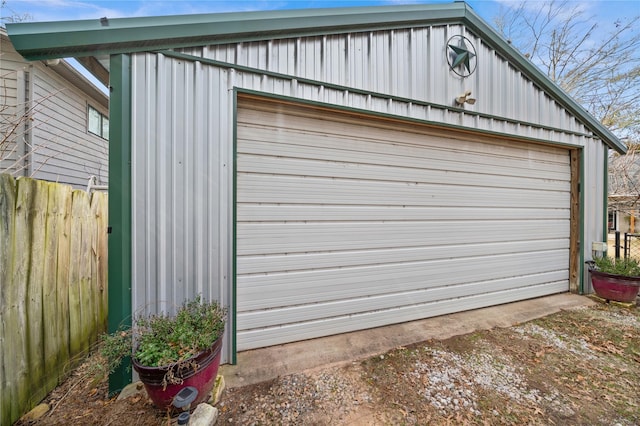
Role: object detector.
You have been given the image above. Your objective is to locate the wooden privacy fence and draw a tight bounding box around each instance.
[0,174,108,425]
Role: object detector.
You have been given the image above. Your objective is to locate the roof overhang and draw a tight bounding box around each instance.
[6,2,626,154]
[6,3,467,60]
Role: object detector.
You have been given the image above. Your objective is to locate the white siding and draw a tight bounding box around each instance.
[1,32,108,188]
[235,100,570,350]
[0,40,28,175]
[29,64,108,187]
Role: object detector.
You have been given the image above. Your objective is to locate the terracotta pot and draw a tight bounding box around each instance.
[132,336,223,409]
[589,269,640,303]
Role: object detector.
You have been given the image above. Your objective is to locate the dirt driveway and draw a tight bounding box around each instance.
[18,300,640,425]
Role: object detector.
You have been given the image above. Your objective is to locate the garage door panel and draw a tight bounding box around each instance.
[238,204,570,222]
[238,128,571,180]
[238,271,569,329]
[236,101,571,351]
[238,174,569,209]
[236,281,569,351]
[238,153,570,192]
[237,220,569,255]
[237,239,569,274]
[237,250,569,310]
[238,108,571,167]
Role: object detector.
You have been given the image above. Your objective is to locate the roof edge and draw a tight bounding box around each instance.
[6,3,465,59]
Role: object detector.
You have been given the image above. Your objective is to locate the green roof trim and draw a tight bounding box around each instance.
[6,3,465,59]
[6,2,625,153]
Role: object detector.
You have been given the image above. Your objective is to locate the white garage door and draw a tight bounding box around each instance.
[235,98,570,351]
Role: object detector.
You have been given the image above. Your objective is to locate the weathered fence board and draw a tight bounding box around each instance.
[91,192,109,340]
[9,177,32,422]
[0,173,17,426]
[27,179,49,406]
[0,174,108,425]
[56,185,73,381]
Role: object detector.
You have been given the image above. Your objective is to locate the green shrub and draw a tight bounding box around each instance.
[592,256,640,277]
[96,296,226,376]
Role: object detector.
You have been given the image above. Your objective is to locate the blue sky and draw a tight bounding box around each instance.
[1,0,638,25]
[2,0,637,94]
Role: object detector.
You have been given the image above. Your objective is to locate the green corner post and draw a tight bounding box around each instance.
[108,53,133,395]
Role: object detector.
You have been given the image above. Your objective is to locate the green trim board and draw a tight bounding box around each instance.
[579,148,586,294]
[604,148,609,256]
[6,2,625,153]
[107,53,133,394]
[231,90,239,365]
[6,3,464,59]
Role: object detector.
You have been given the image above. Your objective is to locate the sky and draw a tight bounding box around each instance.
[1,0,638,25]
[1,0,638,94]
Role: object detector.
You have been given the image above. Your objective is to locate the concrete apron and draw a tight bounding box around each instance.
[220,293,594,388]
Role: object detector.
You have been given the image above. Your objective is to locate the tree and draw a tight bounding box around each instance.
[494,0,640,221]
[0,0,32,25]
[0,76,62,176]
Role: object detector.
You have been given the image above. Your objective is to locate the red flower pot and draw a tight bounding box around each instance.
[132,336,223,409]
[589,269,640,303]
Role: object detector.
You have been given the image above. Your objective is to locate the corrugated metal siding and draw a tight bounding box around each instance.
[583,141,608,293]
[184,25,591,135]
[30,64,108,188]
[235,100,570,350]
[130,54,234,361]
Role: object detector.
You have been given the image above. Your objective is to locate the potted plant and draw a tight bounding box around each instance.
[99,296,227,409]
[586,257,640,303]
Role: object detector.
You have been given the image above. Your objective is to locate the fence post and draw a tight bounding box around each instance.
[615,231,621,259]
[624,233,629,259]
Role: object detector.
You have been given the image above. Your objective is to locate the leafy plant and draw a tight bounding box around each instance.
[96,296,226,377]
[591,256,640,277]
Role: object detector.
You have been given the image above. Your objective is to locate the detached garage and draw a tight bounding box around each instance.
[8,1,624,386]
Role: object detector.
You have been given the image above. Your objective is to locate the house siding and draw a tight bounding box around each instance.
[0,40,28,175]
[1,31,108,188]
[29,63,108,187]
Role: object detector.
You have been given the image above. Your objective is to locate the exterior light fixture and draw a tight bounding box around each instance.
[455,90,476,106]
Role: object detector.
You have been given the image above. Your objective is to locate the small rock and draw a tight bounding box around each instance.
[20,403,49,422]
[190,403,219,426]
[117,381,147,401]
[209,375,225,405]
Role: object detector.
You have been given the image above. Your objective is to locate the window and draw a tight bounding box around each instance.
[88,105,109,139]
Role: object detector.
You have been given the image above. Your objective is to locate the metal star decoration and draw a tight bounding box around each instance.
[447,36,477,77]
